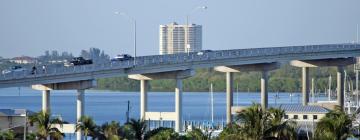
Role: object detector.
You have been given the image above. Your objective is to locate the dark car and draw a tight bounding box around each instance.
[111,54,133,61]
[70,57,93,65]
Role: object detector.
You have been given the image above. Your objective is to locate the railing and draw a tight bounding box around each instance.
[0,44,359,81]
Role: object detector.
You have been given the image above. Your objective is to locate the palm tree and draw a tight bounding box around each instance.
[28,111,64,140]
[267,107,297,139]
[217,123,242,140]
[75,116,97,140]
[98,121,121,140]
[185,128,212,140]
[236,103,297,140]
[314,106,354,140]
[144,127,180,140]
[127,119,147,140]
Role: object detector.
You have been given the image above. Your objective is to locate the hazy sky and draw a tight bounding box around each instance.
[0,0,359,58]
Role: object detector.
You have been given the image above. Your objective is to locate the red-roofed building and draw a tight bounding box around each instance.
[10,56,36,64]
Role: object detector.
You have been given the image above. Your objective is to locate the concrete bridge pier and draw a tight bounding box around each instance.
[32,80,96,140]
[215,62,279,123]
[175,78,182,132]
[76,89,85,140]
[261,71,268,109]
[337,66,345,109]
[225,72,233,124]
[42,90,50,113]
[129,69,194,132]
[290,58,355,109]
[140,80,148,120]
[302,67,310,106]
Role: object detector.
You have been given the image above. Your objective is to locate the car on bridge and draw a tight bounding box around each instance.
[1,66,27,75]
[197,50,213,55]
[111,54,133,61]
[70,57,93,66]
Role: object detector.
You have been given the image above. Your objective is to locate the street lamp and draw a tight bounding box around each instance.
[185,6,207,54]
[115,11,137,66]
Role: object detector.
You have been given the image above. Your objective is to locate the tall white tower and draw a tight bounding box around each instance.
[159,22,202,55]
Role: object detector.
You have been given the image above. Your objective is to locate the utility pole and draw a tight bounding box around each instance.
[126,100,130,123]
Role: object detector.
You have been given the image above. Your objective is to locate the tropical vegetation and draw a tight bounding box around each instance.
[5,104,360,140]
[28,111,65,140]
[217,103,297,140]
[314,106,354,140]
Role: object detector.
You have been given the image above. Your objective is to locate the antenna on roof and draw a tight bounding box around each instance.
[357,24,359,43]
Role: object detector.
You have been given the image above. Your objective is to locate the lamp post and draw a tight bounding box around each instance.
[115,12,137,66]
[185,6,207,54]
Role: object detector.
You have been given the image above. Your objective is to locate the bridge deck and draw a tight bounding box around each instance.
[0,43,359,88]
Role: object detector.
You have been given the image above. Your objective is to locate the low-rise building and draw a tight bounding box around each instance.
[10,56,36,64]
[0,109,35,136]
[278,104,328,122]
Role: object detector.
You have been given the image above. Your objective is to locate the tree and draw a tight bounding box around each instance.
[185,128,212,140]
[127,119,147,140]
[314,106,354,140]
[235,103,297,140]
[26,133,37,140]
[145,127,180,140]
[98,121,122,140]
[0,130,16,140]
[28,111,65,140]
[75,116,97,140]
[217,123,242,140]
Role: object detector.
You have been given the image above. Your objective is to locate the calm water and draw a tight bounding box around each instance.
[0,87,331,124]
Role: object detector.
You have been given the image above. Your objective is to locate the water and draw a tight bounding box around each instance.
[0,87,331,124]
[0,87,330,139]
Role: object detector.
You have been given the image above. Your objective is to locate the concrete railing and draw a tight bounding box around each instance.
[0,44,359,81]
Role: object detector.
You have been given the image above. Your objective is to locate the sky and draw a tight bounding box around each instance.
[0,0,359,58]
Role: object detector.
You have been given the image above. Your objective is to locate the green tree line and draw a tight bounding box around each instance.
[97,64,356,92]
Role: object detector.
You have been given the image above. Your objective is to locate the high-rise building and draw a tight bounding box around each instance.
[159,22,202,55]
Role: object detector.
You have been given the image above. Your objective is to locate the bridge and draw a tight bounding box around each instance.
[1,43,360,139]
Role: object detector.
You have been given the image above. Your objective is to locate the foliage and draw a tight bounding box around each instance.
[96,64,355,92]
[185,128,212,140]
[217,123,242,140]
[26,133,37,140]
[146,127,180,140]
[28,111,65,140]
[75,116,97,140]
[213,103,298,140]
[235,103,297,140]
[127,119,147,140]
[98,121,122,140]
[314,106,354,140]
[0,130,16,140]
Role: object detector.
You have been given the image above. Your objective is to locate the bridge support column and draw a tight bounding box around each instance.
[261,71,268,109]
[302,67,310,106]
[226,72,233,124]
[77,89,85,140]
[175,78,183,132]
[140,80,148,120]
[337,66,345,109]
[42,90,50,113]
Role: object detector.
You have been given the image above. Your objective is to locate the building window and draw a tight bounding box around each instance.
[284,115,288,119]
[313,115,318,120]
[293,115,298,119]
[303,115,308,120]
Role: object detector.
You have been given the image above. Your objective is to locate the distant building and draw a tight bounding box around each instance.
[159,22,202,54]
[10,56,36,64]
[0,109,35,136]
[278,104,328,122]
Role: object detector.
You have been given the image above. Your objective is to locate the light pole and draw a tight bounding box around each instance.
[115,12,137,66]
[185,6,207,53]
